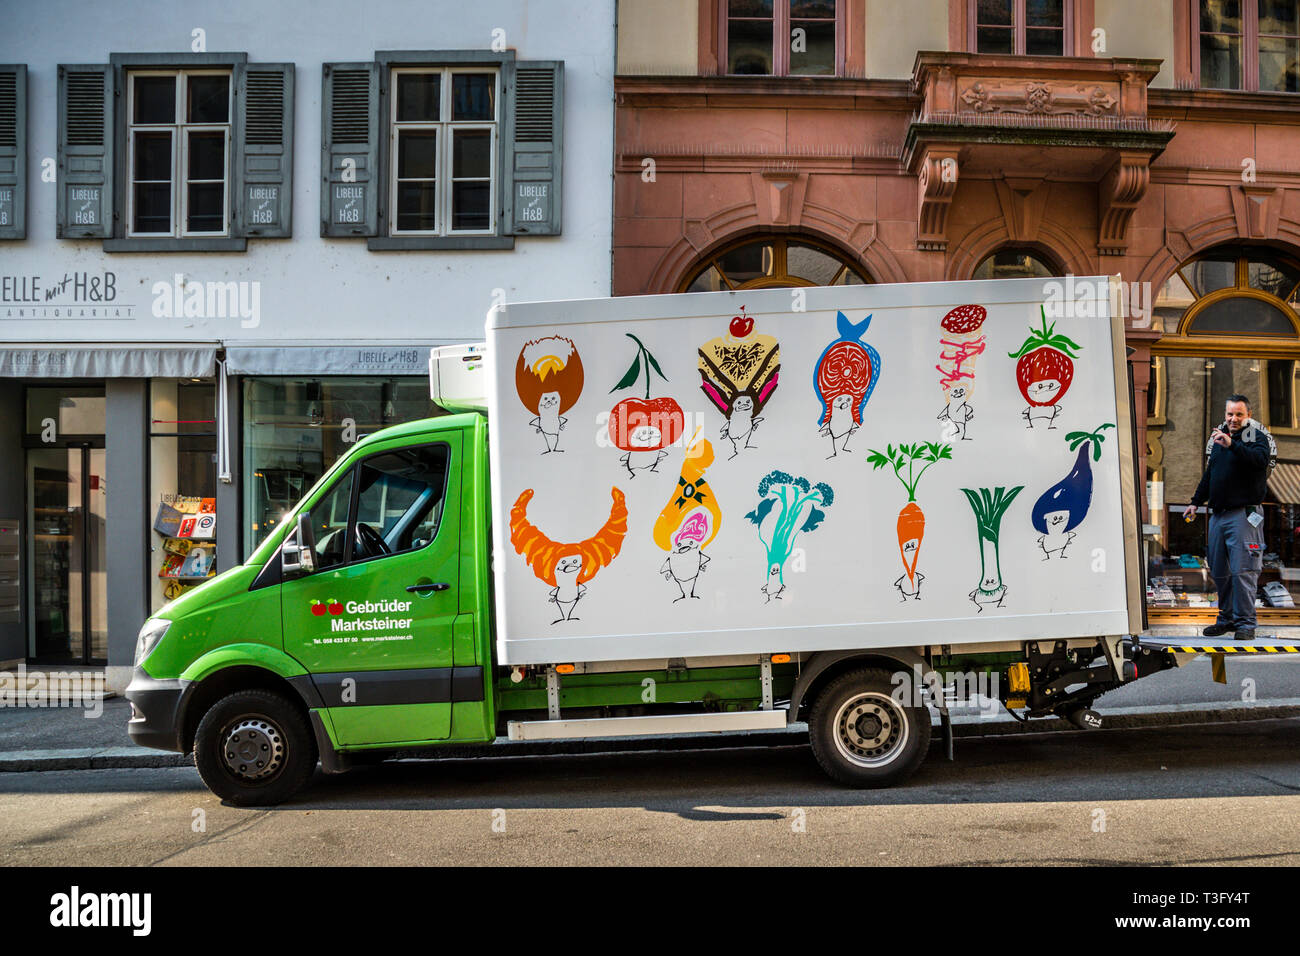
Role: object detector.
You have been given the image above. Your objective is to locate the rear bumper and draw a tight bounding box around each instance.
[125,668,187,753]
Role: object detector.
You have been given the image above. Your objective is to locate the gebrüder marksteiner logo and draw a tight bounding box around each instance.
[308,598,416,636]
[309,598,344,616]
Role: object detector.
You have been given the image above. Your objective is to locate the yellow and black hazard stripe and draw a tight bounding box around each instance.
[1161,644,1300,654]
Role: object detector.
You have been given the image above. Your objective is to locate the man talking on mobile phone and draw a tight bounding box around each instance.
[1182,395,1271,640]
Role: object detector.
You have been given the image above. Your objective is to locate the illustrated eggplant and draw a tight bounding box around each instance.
[1031,424,1114,559]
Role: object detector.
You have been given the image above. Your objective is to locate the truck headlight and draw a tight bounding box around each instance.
[134,618,172,666]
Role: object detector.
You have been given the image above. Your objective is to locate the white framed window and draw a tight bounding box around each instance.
[388,67,497,237]
[127,70,231,237]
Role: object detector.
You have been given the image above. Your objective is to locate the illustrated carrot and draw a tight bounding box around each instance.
[866,442,952,587]
[896,500,926,584]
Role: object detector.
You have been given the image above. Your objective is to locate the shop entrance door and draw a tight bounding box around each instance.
[26,444,108,664]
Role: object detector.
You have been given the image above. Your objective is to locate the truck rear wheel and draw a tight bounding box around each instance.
[193,689,318,806]
[808,668,930,788]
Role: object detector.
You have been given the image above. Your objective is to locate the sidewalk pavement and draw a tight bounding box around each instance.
[1,690,1298,774]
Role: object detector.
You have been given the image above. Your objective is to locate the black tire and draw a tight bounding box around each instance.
[807,667,931,788]
[193,689,318,806]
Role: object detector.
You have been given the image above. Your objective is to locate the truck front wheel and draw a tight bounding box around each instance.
[808,668,931,788]
[193,689,318,806]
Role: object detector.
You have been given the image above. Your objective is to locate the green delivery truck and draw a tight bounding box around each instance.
[129,277,1195,805]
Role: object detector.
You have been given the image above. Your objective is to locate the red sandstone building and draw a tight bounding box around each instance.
[614,0,1300,624]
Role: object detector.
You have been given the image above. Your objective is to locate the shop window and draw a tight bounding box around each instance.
[0,65,28,240]
[681,235,869,291]
[1197,0,1300,91]
[242,377,445,557]
[1145,356,1300,611]
[1148,245,1300,616]
[1263,359,1299,429]
[971,0,1068,56]
[322,53,562,249]
[723,1,843,76]
[25,386,105,436]
[149,380,217,610]
[57,54,292,250]
[971,246,1060,280]
[390,68,496,236]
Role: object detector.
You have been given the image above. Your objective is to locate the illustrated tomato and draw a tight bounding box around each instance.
[310,601,326,617]
[608,397,685,451]
[328,599,344,616]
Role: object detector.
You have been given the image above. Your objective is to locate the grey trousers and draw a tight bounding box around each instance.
[1208,507,1265,629]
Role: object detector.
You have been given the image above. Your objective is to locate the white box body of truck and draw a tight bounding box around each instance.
[439,276,1142,666]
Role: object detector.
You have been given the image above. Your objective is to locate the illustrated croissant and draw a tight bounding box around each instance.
[509,487,628,586]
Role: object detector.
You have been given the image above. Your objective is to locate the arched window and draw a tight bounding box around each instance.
[681,235,870,292]
[971,247,1060,281]
[1156,248,1300,338]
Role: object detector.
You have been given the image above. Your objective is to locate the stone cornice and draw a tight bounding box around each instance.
[1149,87,1300,123]
[614,74,914,110]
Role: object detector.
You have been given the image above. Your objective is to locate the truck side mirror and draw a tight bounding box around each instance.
[281,513,317,578]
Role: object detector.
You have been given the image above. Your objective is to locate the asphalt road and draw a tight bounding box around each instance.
[2,717,1297,866]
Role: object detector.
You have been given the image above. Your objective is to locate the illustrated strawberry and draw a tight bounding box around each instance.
[327,598,344,615]
[310,600,326,617]
[1008,307,1082,407]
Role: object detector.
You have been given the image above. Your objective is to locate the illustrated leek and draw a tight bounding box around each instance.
[960,485,1023,608]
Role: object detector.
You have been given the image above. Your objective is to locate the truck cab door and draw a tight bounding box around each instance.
[281,435,462,746]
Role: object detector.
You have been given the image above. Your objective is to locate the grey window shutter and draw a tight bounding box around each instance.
[57,64,114,239]
[0,65,26,240]
[503,60,562,236]
[320,61,379,237]
[233,62,294,238]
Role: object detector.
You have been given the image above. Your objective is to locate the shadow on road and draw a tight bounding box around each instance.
[2,718,1297,817]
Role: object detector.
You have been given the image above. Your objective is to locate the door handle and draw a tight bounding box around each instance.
[406,582,450,593]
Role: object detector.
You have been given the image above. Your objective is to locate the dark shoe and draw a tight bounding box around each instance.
[1202,622,1233,637]
[1234,628,1255,641]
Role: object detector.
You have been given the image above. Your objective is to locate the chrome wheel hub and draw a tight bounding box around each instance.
[833,693,907,768]
[222,717,285,780]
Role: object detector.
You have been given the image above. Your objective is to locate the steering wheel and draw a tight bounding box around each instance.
[354,522,391,558]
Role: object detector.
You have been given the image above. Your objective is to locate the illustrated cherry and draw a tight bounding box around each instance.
[729,305,754,339]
